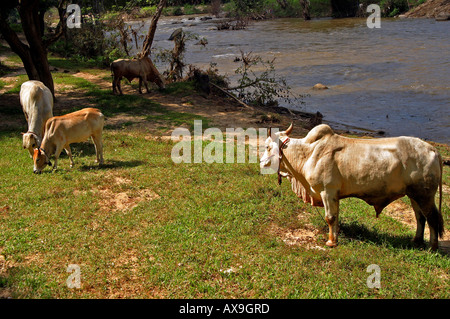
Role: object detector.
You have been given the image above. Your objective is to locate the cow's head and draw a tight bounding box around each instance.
[33,148,52,174]
[152,69,166,90]
[22,132,39,150]
[260,123,293,172]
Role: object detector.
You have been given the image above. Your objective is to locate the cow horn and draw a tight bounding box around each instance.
[268,127,272,137]
[285,123,293,136]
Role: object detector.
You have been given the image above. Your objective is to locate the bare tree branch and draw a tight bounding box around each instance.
[43,0,67,48]
[140,0,167,58]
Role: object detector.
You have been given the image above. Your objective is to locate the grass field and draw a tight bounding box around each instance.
[0,60,449,299]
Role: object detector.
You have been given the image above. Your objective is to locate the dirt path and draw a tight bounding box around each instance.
[70,70,313,137]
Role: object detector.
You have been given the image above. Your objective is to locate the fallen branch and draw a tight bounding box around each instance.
[210,82,252,108]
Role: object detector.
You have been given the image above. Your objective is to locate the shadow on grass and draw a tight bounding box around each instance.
[78,159,144,171]
[68,142,97,157]
[87,89,161,117]
[340,220,416,250]
[343,222,450,255]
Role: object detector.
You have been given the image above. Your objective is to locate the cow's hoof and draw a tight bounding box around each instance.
[325,240,338,248]
[430,242,439,252]
[412,237,425,247]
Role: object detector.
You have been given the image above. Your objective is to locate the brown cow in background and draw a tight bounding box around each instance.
[111,56,165,95]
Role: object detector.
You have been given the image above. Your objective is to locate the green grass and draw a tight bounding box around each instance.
[48,55,101,73]
[0,128,449,298]
[0,63,449,299]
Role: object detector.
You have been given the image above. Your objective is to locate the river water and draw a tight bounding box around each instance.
[134,16,449,144]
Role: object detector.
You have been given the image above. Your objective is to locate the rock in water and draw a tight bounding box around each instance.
[313,83,328,90]
[435,14,450,21]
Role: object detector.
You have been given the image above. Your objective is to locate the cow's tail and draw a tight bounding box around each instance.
[438,152,444,238]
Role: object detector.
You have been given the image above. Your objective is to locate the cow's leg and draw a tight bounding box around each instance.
[410,195,442,251]
[144,77,150,93]
[425,202,442,251]
[138,77,143,94]
[410,198,426,246]
[117,77,123,95]
[64,145,74,168]
[52,145,64,172]
[112,76,117,94]
[91,134,104,165]
[321,190,340,247]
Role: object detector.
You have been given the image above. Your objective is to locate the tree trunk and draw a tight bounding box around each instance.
[140,0,167,58]
[276,0,289,10]
[19,0,55,95]
[0,0,66,97]
[0,17,39,80]
[299,0,311,20]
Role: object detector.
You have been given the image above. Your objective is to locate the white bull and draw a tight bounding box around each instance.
[20,80,53,157]
[260,124,444,250]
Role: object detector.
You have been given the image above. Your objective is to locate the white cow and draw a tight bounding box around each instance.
[20,80,54,157]
[260,124,444,250]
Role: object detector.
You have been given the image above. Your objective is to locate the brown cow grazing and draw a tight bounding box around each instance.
[33,108,104,173]
[260,124,444,251]
[20,80,54,157]
[111,56,165,95]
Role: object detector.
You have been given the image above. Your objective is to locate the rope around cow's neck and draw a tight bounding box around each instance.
[278,137,290,185]
[277,137,328,227]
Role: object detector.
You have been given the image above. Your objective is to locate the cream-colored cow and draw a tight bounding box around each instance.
[260,124,444,250]
[20,80,53,157]
[33,108,104,173]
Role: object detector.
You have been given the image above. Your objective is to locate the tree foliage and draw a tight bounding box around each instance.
[230,51,303,108]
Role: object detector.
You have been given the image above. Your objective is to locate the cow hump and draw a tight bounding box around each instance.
[304,124,334,143]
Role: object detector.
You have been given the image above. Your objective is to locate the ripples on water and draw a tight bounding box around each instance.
[138,16,449,143]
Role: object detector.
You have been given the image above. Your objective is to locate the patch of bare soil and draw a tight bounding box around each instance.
[95,173,160,212]
[268,212,327,251]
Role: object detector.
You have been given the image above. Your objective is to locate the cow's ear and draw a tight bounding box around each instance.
[21,132,25,135]
[285,123,293,136]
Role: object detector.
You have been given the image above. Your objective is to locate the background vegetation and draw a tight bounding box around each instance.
[70,0,428,18]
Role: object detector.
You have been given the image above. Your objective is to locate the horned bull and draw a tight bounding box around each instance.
[260,124,444,250]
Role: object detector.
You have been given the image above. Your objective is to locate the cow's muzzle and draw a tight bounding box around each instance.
[33,169,41,174]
